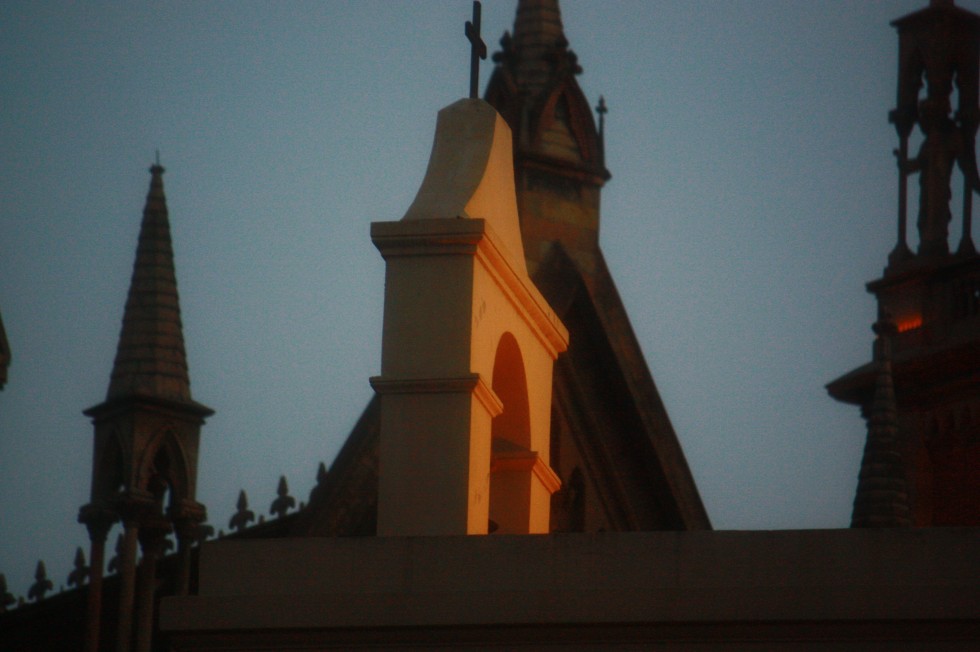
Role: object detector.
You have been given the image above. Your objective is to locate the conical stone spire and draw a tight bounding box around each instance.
[508,0,569,98]
[851,318,912,528]
[485,0,608,278]
[81,162,211,652]
[106,163,192,403]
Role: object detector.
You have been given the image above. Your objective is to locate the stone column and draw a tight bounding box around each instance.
[173,517,202,596]
[115,520,139,652]
[134,520,169,652]
[80,509,114,652]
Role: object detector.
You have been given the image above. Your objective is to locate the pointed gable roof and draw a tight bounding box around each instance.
[535,244,710,529]
[485,0,606,181]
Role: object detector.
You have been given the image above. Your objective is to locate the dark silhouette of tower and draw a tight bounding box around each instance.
[78,163,213,652]
[828,0,980,527]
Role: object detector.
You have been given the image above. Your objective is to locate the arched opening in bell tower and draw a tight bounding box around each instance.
[141,431,189,519]
[489,332,535,533]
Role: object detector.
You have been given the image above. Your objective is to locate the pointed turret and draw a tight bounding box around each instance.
[106,163,193,403]
[851,318,911,528]
[79,162,212,652]
[506,0,568,99]
[485,0,609,278]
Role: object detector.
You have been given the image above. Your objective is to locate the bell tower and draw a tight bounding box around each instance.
[828,0,980,527]
[78,162,213,652]
[371,99,568,536]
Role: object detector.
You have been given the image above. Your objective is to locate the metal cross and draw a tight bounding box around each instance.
[465,1,487,99]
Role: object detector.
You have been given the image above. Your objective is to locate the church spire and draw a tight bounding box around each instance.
[105,162,193,403]
[485,0,609,279]
[80,162,212,652]
[508,0,570,99]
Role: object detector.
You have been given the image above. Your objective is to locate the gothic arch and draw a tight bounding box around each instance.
[535,82,598,164]
[138,428,190,508]
[94,431,127,501]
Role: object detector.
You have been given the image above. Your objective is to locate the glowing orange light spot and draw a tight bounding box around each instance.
[897,315,922,333]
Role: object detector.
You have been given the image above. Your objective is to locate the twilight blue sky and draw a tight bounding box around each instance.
[1,0,971,597]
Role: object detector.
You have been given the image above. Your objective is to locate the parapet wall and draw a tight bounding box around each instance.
[162,528,980,650]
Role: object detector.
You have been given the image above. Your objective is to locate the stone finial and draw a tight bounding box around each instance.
[507,0,576,94]
[483,0,609,277]
[199,523,215,541]
[270,476,296,519]
[27,561,53,602]
[0,574,15,613]
[229,490,255,533]
[596,95,608,169]
[66,547,90,588]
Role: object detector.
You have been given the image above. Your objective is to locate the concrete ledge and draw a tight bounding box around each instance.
[162,529,979,634]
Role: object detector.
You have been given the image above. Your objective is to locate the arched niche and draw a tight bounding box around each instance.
[139,429,190,514]
[371,99,568,536]
[489,332,558,534]
[94,431,127,502]
[490,332,531,449]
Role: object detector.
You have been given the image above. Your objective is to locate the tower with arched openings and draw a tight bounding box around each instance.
[371,99,568,536]
[78,163,212,652]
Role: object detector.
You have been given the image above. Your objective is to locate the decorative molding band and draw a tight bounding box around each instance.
[370,373,503,417]
[491,449,563,494]
[474,223,569,358]
[370,217,569,358]
[370,219,484,258]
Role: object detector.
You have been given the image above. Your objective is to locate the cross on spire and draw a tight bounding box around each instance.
[465,1,487,99]
[596,96,608,133]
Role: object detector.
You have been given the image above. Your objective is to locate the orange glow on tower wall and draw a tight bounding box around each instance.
[897,315,922,333]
